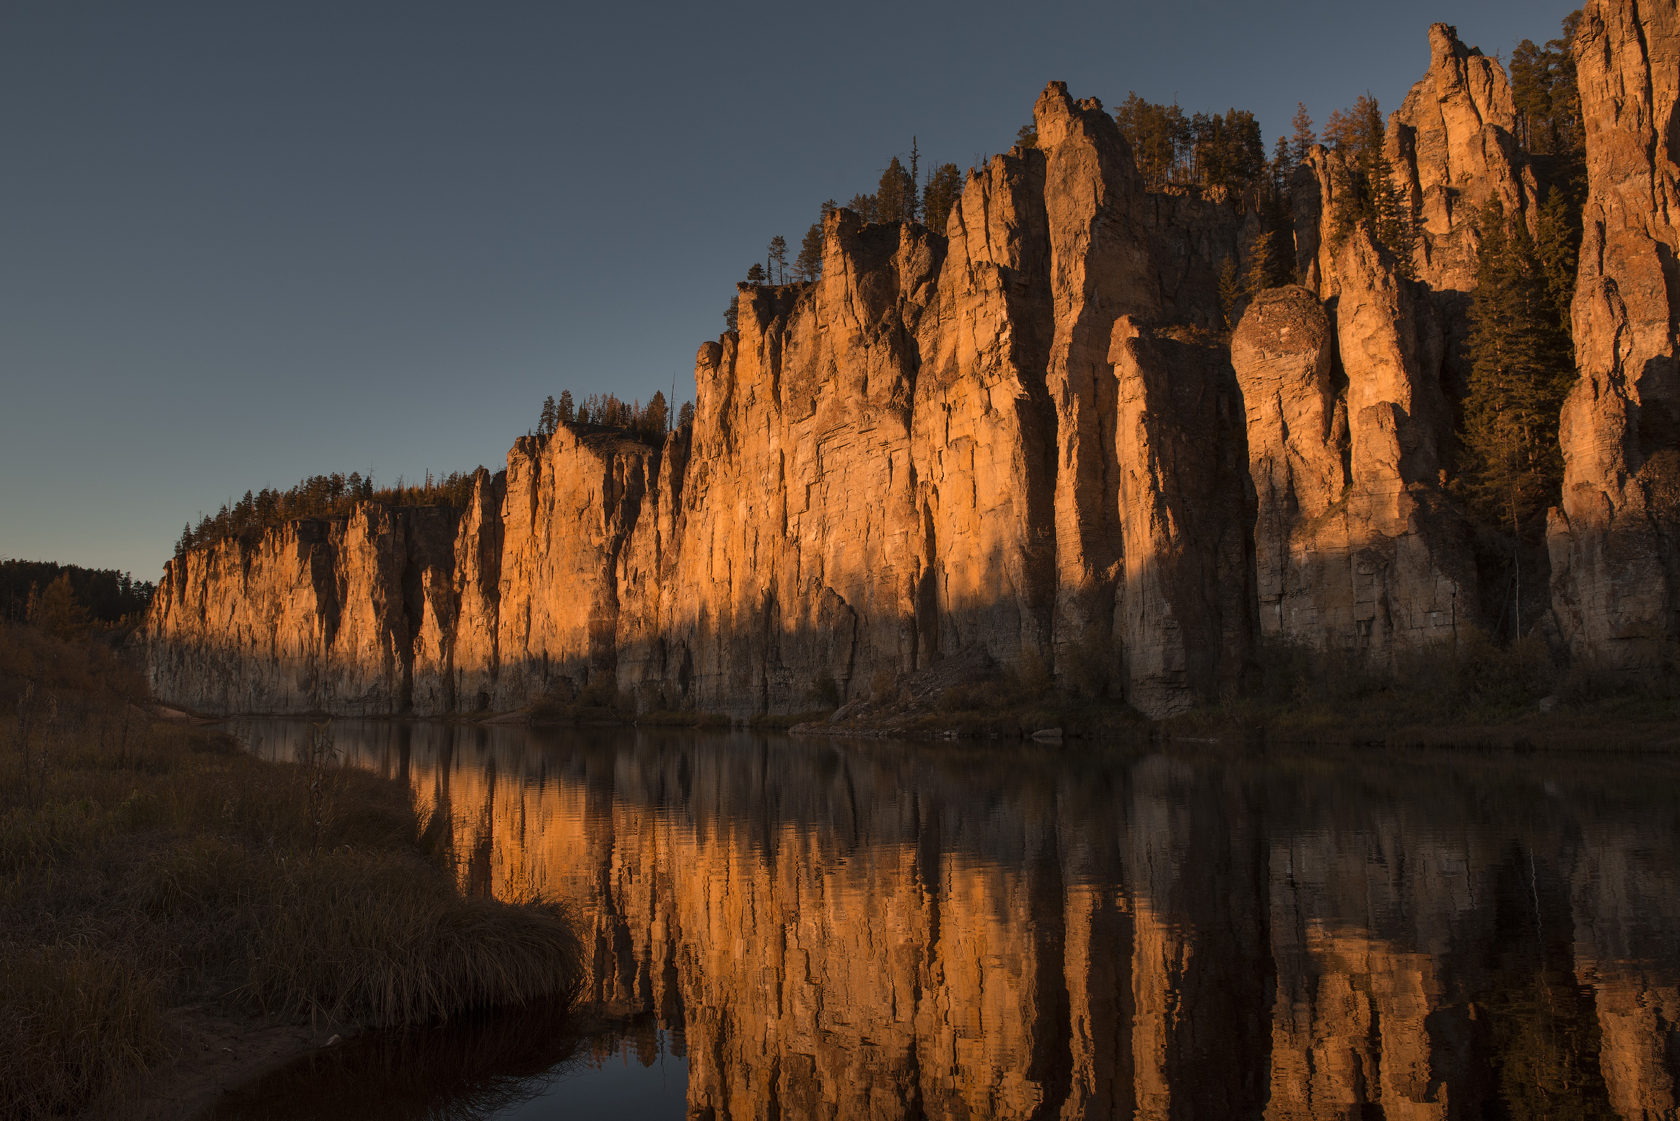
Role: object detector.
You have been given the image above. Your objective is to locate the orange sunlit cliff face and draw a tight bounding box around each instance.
[142,0,1680,722]
[242,720,1680,1120]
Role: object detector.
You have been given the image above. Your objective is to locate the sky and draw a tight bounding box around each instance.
[0,0,1580,581]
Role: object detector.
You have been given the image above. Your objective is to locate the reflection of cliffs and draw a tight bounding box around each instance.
[244,721,1680,1119]
[150,0,1680,717]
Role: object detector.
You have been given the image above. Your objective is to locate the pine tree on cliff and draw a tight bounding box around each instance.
[557,389,575,424]
[1290,101,1315,164]
[920,163,963,234]
[796,223,823,283]
[874,156,917,224]
[746,262,765,285]
[539,395,557,436]
[642,391,669,440]
[767,235,788,284]
[1115,93,1189,189]
[723,298,738,333]
[1459,203,1575,532]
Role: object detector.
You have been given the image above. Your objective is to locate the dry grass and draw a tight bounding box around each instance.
[0,621,584,1121]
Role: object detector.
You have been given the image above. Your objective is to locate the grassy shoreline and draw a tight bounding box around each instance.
[0,623,583,1121]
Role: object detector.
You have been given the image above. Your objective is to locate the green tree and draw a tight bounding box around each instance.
[875,156,917,224]
[1290,101,1316,164]
[643,390,669,438]
[846,192,877,222]
[30,572,87,639]
[920,162,964,234]
[723,298,738,333]
[796,223,824,282]
[1014,122,1037,149]
[768,235,789,284]
[1115,93,1189,189]
[1459,202,1575,532]
[539,395,557,436]
[745,262,766,285]
[557,389,575,424]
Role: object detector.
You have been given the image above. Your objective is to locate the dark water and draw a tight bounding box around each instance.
[216,721,1680,1120]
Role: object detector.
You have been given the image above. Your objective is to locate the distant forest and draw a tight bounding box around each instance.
[0,560,154,626]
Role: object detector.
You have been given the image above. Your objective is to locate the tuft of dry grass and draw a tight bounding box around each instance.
[0,621,583,1121]
[0,943,164,1120]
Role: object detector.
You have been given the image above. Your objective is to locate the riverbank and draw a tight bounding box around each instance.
[0,622,583,1121]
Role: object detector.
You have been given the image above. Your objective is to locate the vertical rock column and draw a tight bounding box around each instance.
[1549,0,1680,667]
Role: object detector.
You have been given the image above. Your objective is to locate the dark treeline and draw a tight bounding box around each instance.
[0,561,154,627]
[175,470,480,557]
[532,389,693,444]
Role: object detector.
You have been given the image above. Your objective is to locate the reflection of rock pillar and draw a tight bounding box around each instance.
[1572,827,1680,1119]
[1126,757,1272,1119]
[1577,964,1680,1121]
[1060,886,1135,1120]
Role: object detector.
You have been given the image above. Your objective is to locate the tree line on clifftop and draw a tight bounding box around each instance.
[173,471,480,558]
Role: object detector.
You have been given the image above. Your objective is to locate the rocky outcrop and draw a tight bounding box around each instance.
[145,4,1680,711]
[147,504,463,715]
[146,81,1255,720]
[1240,147,1474,654]
[1549,0,1680,668]
[1389,22,1539,296]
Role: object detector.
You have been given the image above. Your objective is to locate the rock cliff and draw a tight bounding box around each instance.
[146,2,1680,716]
[1549,0,1680,668]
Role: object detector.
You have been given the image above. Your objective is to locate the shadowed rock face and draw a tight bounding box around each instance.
[1550,0,1680,668]
[146,3,1680,714]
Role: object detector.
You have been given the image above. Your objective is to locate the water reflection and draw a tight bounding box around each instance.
[231,721,1680,1120]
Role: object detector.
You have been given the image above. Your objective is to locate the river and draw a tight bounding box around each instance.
[207,720,1680,1119]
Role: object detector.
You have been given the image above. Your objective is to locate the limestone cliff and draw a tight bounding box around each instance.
[146,82,1254,719]
[145,3,1680,714]
[1549,0,1680,668]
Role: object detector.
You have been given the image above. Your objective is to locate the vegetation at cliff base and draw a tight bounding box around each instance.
[0,613,582,1120]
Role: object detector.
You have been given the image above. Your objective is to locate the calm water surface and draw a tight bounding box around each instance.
[215,721,1680,1119]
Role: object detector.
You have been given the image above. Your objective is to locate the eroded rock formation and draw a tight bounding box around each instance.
[148,82,1256,719]
[147,1,1680,715]
[1549,0,1680,667]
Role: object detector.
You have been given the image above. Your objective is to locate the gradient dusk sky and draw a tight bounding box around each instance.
[1,0,1579,581]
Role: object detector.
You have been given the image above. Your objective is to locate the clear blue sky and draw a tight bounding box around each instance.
[0,0,1578,581]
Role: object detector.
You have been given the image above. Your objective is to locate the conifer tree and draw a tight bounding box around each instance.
[746,262,766,285]
[539,395,557,436]
[1290,102,1316,164]
[847,192,877,223]
[920,163,964,234]
[768,235,789,284]
[796,223,824,282]
[1459,202,1575,531]
[875,156,917,224]
[557,389,575,424]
